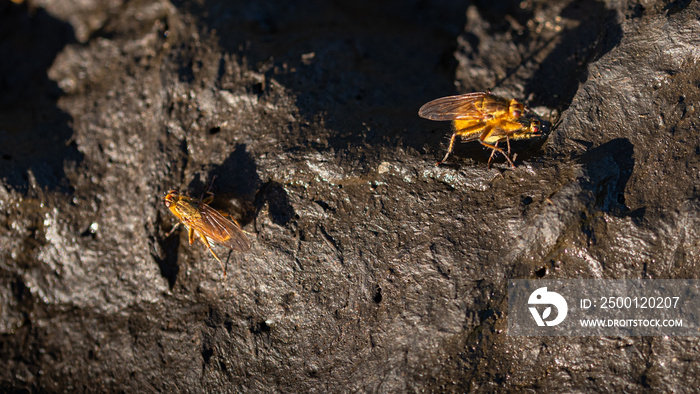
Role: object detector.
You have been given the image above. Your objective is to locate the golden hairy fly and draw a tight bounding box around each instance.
[418,92,543,168]
[164,189,250,276]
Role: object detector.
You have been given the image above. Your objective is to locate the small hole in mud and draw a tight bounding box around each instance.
[373,286,383,304]
[250,320,271,335]
[202,346,213,364]
[535,266,547,277]
[253,81,265,94]
[617,193,625,205]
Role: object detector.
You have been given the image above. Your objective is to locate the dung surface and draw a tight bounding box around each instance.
[1,0,700,391]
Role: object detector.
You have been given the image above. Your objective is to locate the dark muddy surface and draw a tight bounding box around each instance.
[1,0,699,391]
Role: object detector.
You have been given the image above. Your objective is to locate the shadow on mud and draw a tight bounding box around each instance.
[0,1,83,192]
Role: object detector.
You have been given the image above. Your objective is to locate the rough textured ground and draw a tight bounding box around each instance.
[1,0,699,391]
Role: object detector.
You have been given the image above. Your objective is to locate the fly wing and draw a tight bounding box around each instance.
[197,203,252,252]
[418,92,507,121]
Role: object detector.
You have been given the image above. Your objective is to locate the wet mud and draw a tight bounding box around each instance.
[1,0,699,391]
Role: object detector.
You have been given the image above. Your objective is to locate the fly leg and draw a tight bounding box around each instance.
[220,210,246,231]
[187,226,196,245]
[487,141,499,168]
[191,226,227,274]
[479,125,515,169]
[485,141,515,168]
[506,135,518,164]
[478,124,515,168]
[198,232,227,277]
[165,222,181,237]
[200,175,217,204]
[436,132,458,166]
[481,141,515,168]
[437,122,486,166]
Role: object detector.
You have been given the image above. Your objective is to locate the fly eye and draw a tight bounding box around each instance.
[164,200,171,207]
[531,121,541,133]
[512,110,522,118]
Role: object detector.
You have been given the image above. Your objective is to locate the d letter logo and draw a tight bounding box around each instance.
[528,287,568,327]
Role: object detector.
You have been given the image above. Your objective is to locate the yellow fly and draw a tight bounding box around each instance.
[419,92,543,167]
[164,188,250,275]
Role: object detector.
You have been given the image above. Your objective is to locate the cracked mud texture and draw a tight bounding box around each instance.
[1,0,700,391]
